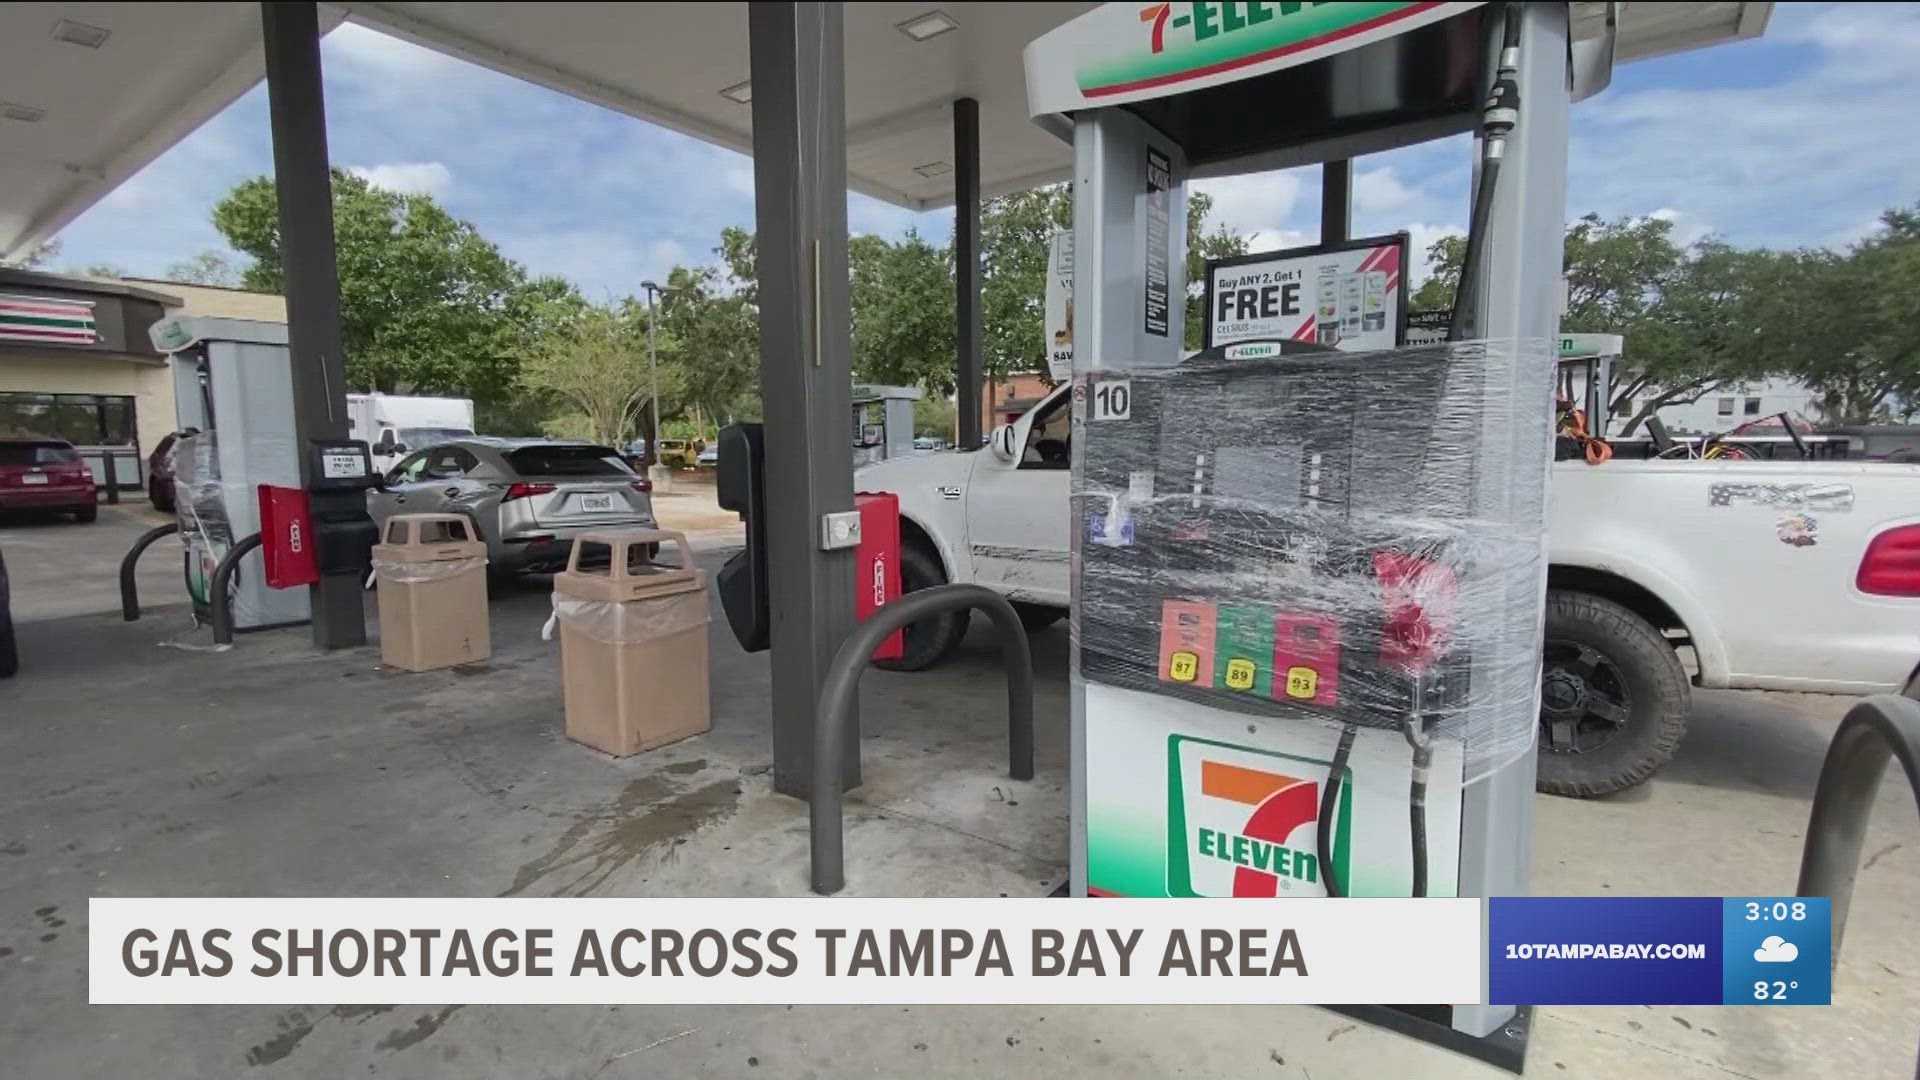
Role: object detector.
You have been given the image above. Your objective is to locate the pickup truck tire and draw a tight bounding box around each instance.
[1536,590,1689,798]
[874,542,968,672]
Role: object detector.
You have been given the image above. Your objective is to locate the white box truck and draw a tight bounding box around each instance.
[346,393,477,473]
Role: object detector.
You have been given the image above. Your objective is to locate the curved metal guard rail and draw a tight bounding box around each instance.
[209,533,264,646]
[1795,690,1920,954]
[119,522,180,621]
[812,584,1036,895]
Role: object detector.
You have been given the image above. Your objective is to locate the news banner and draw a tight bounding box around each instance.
[90,896,1830,1006]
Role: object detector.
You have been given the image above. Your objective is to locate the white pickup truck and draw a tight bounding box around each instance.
[856,380,1920,797]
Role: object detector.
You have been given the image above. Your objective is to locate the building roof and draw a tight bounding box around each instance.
[0,266,181,307]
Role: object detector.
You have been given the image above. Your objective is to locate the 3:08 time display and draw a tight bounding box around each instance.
[1745,900,1808,922]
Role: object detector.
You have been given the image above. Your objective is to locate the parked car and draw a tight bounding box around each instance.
[696,444,720,468]
[0,540,16,678]
[656,438,696,469]
[146,429,194,513]
[365,438,656,575]
[0,436,96,522]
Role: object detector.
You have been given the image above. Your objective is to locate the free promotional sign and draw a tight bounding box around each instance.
[1205,234,1410,351]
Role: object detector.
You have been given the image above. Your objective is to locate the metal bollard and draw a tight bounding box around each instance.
[209,533,264,645]
[119,522,180,621]
[811,584,1035,895]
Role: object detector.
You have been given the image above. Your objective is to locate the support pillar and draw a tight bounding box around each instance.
[260,0,363,649]
[953,96,982,448]
[747,1,860,798]
[1320,158,1352,244]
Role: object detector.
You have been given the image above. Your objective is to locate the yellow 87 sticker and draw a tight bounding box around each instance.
[1168,651,1199,683]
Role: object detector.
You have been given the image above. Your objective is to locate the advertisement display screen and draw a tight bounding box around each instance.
[1205,234,1410,351]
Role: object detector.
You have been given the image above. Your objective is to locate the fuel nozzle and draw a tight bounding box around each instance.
[1480,51,1521,164]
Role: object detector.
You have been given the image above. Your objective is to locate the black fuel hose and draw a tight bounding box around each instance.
[1318,724,1358,897]
[1409,738,1433,899]
[1449,5,1523,342]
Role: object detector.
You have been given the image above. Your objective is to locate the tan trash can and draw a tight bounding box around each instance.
[549,528,711,756]
[372,513,491,672]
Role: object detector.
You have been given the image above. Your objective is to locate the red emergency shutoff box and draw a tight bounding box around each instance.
[854,492,904,661]
[257,484,321,589]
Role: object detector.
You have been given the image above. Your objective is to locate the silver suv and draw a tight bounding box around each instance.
[367,438,656,575]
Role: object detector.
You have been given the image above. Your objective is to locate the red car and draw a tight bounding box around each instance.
[0,436,98,522]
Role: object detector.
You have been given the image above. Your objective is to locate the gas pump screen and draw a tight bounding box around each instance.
[1205,233,1409,352]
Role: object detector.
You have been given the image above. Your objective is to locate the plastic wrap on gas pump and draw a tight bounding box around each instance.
[1069,338,1554,792]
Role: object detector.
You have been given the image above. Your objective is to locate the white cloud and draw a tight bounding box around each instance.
[347,162,453,198]
[1645,207,1712,247]
[725,168,756,197]
[1567,3,1920,252]
[1753,935,1799,964]
[1353,167,1418,217]
[1194,170,1308,248]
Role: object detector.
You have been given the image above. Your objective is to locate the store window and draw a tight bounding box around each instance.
[0,392,138,446]
[1744,398,1762,416]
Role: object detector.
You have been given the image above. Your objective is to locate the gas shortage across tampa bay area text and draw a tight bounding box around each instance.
[89,897,1481,1005]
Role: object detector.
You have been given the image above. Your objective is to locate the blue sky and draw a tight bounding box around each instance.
[51,3,1920,299]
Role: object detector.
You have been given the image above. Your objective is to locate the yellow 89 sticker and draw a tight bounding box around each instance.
[1285,666,1319,699]
[1168,651,1199,683]
[1224,658,1257,691]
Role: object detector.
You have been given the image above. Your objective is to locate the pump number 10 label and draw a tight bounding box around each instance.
[1089,379,1131,421]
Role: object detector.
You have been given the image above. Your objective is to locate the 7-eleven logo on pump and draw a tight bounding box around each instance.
[1166,735,1350,897]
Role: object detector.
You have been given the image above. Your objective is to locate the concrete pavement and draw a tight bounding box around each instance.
[0,509,1914,1078]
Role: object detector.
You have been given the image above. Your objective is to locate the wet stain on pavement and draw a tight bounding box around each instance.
[376,1005,464,1053]
[246,1010,316,1067]
[500,774,740,897]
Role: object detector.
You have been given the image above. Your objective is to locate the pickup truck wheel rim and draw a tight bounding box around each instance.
[1540,640,1633,754]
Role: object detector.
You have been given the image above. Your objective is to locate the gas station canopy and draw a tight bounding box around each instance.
[2,1,1768,263]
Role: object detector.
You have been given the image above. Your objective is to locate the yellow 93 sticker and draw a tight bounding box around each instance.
[1285,666,1319,699]
[1168,651,1199,683]
[1224,658,1257,691]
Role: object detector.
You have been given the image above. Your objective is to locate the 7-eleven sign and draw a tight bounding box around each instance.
[1166,735,1351,897]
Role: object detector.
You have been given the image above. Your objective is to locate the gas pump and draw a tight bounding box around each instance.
[1025,0,1628,1055]
[150,316,310,630]
[148,315,380,632]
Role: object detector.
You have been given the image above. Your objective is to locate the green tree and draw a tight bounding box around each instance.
[655,253,761,435]
[849,228,956,392]
[1185,190,1250,348]
[520,302,672,448]
[1794,205,1920,424]
[211,169,575,416]
[913,394,957,439]
[164,250,243,287]
[1407,217,1773,434]
[979,187,1072,383]
[1409,234,1466,312]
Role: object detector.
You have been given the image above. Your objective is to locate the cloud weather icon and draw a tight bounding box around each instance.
[1754,936,1799,964]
